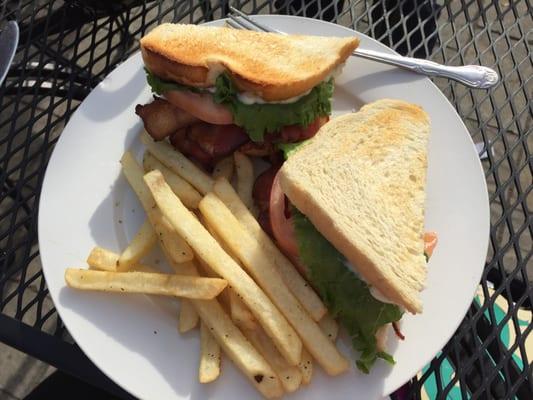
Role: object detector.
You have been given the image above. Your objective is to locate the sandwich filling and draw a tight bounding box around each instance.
[138,69,334,169]
[292,208,403,373]
[145,69,334,142]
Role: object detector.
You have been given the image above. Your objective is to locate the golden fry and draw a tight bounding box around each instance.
[168,260,197,276]
[194,256,231,312]
[233,151,255,214]
[141,132,213,194]
[212,156,234,181]
[229,289,257,331]
[144,170,302,366]
[242,325,302,393]
[117,218,157,271]
[86,247,158,273]
[65,268,227,299]
[200,193,349,375]
[319,314,339,342]
[143,152,202,209]
[154,251,200,332]
[199,321,221,383]
[298,349,313,385]
[120,152,193,263]
[213,177,327,321]
[193,299,283,398]
[87,247,119,272]
[179,298,199,333]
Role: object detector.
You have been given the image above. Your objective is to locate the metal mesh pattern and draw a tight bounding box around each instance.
[0,1,531,398]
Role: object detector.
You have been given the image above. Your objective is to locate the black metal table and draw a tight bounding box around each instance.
[0,1,531,399]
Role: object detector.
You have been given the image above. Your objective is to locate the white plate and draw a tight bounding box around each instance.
[39,16,490,400]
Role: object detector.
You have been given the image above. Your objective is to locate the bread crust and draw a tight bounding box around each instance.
[140,23,359,101]
[279,99,430,314]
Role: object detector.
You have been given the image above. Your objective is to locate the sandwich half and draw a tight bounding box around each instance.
[272,99,432,372]
[136,23,359,169]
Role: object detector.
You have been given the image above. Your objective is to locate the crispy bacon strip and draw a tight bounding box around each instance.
[278,116,329,143]
[239,116,328,157]
[169,128,213,169]
[135,98,197,141]
[253,164,281,213]
[239,141,275,157]
[170,123,249,170]
[392,322,405,340]
[188,123,249,160]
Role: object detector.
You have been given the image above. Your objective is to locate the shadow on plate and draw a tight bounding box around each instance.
[80,64,146,122]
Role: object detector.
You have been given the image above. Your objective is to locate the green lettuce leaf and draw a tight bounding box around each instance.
[292,209,404,373]
[144,69,334,142]
[145,69,205,95]
[214,74,334,142]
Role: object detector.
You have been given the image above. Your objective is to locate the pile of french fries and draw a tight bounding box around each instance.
[65,130,349,398]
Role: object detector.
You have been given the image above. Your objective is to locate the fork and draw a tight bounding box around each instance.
[227,7,499,89]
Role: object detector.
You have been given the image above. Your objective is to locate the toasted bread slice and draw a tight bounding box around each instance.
[279,99,430,314]
[140,23,359,101]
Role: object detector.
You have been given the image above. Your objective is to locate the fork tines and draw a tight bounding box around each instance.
[228,6,286,34]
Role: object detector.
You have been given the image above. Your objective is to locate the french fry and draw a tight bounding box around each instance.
[225,277,301,392]
[194,299,283,398]
[141,132,213,194]
[85,166,283,396]
[153,238,283,396]
[179,297,200,333]
[143,152,202,209]
[144,170,302,366]
[87,246,198,330]
[158,256,199,332]
[154,215,194,264]
[200,215,244,315]
[194,256,231,312]
[213,177,327,321]
[64,269,227,299]
[242,325,302,393]
[233,151,255,213]
[160,234,280,397]
[298,349,313,385]
[168,260,197,276]
[229,289,257,331]
[199,192,349,376]
[128,264,160,273]
[199,321,221,383]
[117,218,157,271]
[87,247,159,273]
[212,156,234,181]
[87,247,119,272]
[120,152,193,263]
[201,214,239,264]
[319,314,339,342]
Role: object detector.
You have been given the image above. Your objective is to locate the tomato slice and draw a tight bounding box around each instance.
[270,171,299,258]
[424,232,438,258]
[164,90,233,125]
[253,164,281,213]
[279,116,329,142]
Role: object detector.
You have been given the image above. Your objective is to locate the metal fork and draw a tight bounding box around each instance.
[227,7,499,89]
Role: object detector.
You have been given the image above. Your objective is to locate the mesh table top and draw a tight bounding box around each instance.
[0,1,531,399]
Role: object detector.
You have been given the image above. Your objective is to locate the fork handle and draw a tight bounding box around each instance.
[354,49,499,89]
